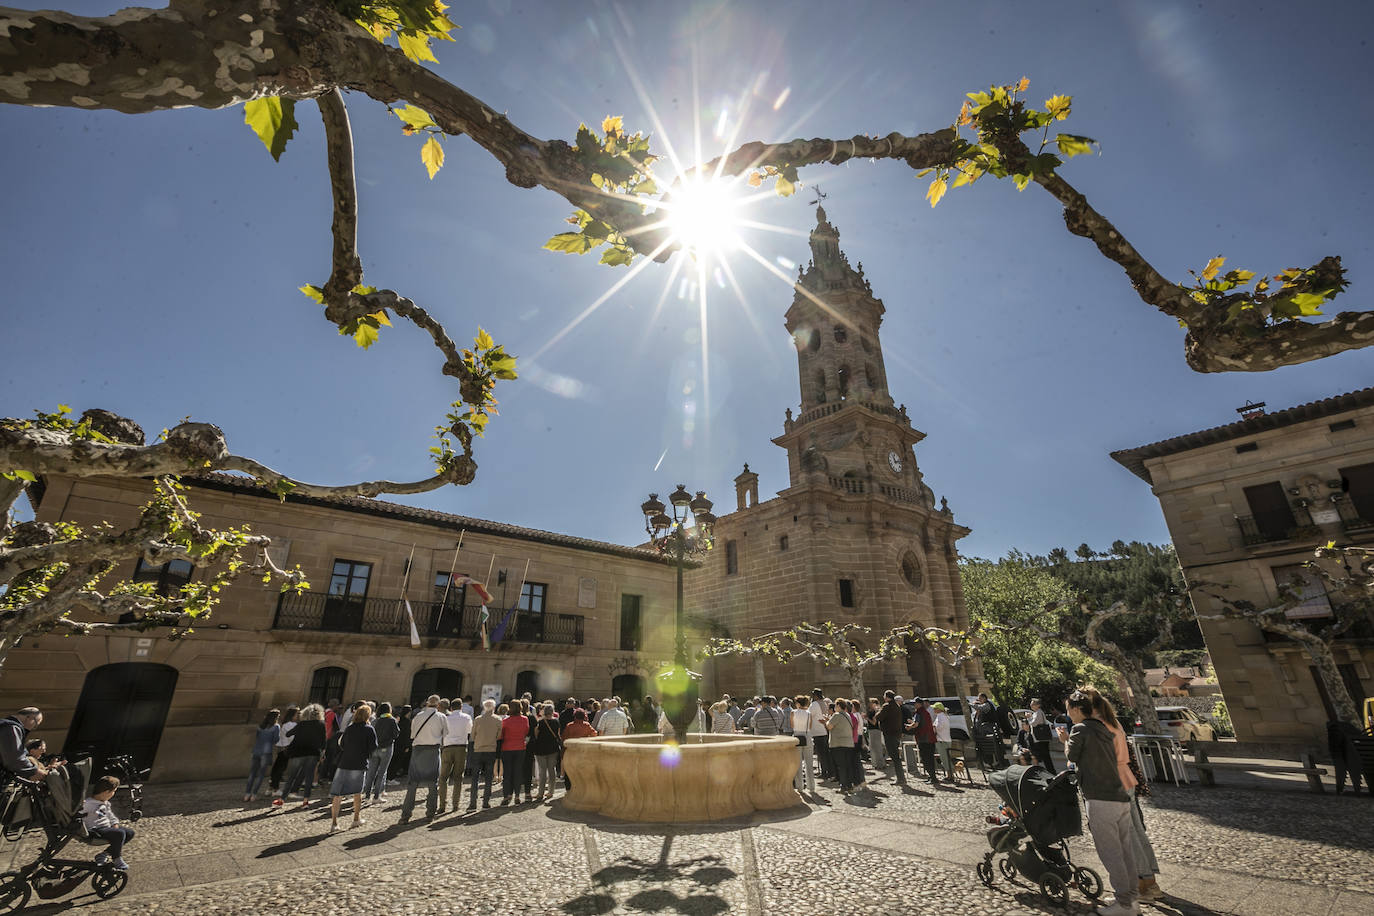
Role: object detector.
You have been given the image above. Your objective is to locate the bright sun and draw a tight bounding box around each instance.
[663,177,743,257]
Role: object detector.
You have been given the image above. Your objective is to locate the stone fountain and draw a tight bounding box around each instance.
[561,732,802,822]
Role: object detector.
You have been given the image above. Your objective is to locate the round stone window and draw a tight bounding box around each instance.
[900,551,924,590]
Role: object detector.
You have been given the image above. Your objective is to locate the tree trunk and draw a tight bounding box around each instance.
[1120,661,1162,736]
[753,654,767,698]
[1262,621,1360,723]
[848,669,867,704]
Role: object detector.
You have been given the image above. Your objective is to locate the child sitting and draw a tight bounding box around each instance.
[81,775,133,870]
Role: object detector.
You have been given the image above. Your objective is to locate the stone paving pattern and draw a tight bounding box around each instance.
[9,763,1371,915]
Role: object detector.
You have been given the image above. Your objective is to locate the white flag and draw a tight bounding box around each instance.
[405,600,421,649]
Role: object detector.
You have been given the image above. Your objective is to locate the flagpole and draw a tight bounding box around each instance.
[434,530,465,629]
[399,543,419,649]
[479,554,497,651]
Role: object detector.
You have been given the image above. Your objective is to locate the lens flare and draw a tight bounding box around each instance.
[664,178,743,257]
[658,741,682,768]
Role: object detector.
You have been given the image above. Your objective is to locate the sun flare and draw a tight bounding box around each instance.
[662,178,744,257]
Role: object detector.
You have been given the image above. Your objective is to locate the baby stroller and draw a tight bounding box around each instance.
[975,764,1102,907]
[0,758,131,911]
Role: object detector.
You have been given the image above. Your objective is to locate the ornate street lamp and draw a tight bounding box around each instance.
[641,484,716,737]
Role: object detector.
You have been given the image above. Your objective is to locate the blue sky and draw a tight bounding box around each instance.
[2,1,1371,562]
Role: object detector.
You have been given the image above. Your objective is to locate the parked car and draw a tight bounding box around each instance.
[904,696,973,740]
[1154,706,1215,744]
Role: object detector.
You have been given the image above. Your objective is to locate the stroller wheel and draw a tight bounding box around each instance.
[1039,872,1069,907]
[998,856,1017,880]
[0,872,31,914]
[976,859,995,887]
[91,868,128,900]
[1073,865,1103,899]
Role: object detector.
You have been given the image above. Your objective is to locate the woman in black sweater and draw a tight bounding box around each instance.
[277,704,326,807]
[330,705,378,831]
[529,702,563,802]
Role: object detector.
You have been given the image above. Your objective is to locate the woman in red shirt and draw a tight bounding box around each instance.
[498,708,530,806]
[559,709,598,792]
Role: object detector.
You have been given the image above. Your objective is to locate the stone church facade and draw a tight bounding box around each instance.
[685,208,979,701]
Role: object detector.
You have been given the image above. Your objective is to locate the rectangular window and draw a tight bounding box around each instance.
[838,578,855,608]
[1330,419,1356,432]
[1341,462,1374,522]
[132,557,194,597]
[620,594,643,651]
[328,559,372,598]
[778,535,789,552]
[1271,564,1332,619]
[433,571,468,609]
[309,666,348,707]
[1243,482,1297,541]
[1235,442,1258,454]
[726,540,738,575]
[518,582,547,614]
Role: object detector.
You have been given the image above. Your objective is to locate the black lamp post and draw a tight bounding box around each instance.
[641,484,716,737]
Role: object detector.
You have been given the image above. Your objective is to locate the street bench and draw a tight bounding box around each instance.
[1189,744,1327,792]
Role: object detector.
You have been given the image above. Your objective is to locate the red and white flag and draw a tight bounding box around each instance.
[449,575,493,605]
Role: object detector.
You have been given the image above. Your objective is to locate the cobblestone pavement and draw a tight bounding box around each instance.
[8,763,1369,915]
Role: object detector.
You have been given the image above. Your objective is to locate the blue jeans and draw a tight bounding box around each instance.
[281,755,318,799]
[90,826,134,858]
[501,749,524,799]
[468,751,496,807]
[363,745,393,800]
[246,752,273,796]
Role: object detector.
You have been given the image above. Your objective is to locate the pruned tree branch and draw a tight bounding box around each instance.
[318,87,362,301]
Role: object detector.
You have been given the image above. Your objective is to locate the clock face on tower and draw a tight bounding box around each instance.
[887,450,903,474]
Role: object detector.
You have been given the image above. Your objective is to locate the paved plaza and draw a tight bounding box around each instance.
[8,766,1370,915]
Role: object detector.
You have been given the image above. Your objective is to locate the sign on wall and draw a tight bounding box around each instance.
[578,577,597,608]
[481,683,503,704]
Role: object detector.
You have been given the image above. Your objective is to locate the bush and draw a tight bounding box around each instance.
[1211,699,1235,737]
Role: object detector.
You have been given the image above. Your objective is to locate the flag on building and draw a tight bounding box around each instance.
[489,594,521,645]
[404,599,421,649]
[450,575,493,605]
[478,604,491,650]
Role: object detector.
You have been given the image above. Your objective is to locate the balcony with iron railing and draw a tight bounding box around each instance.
[272,592,585,646]
[1236,503,1320,547]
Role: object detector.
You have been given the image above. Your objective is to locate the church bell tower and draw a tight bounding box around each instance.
[775,206,932,505]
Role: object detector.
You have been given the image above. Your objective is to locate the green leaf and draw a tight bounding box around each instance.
[488,356,518,379]
[299,284,325,304]
[394,104,437,131]
[352,284,378,296]
[1201,256,1226,282]
[475,328,495,350]
[421,135,444,179]
[544,231,595,254]
[398,31,437,63]
[599,245,635,267]
[2,470,36,482]
[353,321,380,349]
[1055,133,1096,157]
[1289,291,1329,316]
[243,97,298,162]
[1011,173,1032,191]
[774,174,795,197]
[926,176,948,207]
[1044,95,1072,120]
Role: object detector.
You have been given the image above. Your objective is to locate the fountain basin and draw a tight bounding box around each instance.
[561,733,802,822]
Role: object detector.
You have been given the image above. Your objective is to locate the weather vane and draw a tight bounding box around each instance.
[808,187,827,207]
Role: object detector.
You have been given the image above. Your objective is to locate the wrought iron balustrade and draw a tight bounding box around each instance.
[272,592,584,645]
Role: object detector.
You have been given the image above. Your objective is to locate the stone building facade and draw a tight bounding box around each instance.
[1112,387,1374,744]
[685,208,979,701]
[2,207,980,781]
[4,474,679,781]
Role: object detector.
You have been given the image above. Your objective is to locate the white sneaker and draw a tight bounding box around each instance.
[1095,900,1140,916]
[112,858,129,871]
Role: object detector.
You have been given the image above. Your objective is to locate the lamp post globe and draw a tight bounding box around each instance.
[642,484,713,738]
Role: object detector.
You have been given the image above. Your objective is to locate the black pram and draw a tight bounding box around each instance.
[976,764,1103,906]
[0,758,132,909]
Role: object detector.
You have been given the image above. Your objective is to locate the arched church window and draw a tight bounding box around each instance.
[860,333,872,354]
[814,369,826,403]
[837,366,850,398]
[807,328,821,352]
[900,551,924,591]
[864,364,877,390]
[833,326,847,344]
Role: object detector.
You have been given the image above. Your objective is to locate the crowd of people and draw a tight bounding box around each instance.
[249,692,669,831]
